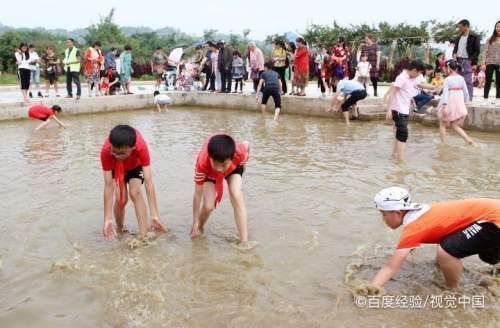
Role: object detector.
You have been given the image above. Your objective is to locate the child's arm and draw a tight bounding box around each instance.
[143,166,166,232]
[255,79,264,100]
[52,115,66,128]
[371,248,411,288]
[103,171,116,240]
[192,183,203,226]
[383,85,397,119]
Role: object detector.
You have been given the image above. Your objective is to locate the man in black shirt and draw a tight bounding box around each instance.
[453,19,481,100]
[256,62,283,120]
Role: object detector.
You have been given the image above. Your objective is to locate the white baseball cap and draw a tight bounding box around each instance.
[374,187,423,211]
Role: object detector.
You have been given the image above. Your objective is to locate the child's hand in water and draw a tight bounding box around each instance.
[103,220,116,241]
[150,218,167,233]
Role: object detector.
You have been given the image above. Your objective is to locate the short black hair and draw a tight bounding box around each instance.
[51,105,62,112]
[93,41,101,47]
[207,134,236,162]
[458,19,470,27]
[67,38,75,43]
[29,44,36,49]
[408,60,425,72]
[264,61,273,69]
[124,45,132,51]
[153,90,160,96]
[109,125,137,148]
[110,47,117,52]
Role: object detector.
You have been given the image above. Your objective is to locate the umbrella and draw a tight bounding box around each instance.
[284,31,303,44]
[168,47,183,64]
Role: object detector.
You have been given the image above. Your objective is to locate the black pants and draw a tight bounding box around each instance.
[253,70,264,92]
[484,64,500,99]
[370,76,378,96]
[392,110,409,142]
[234,78,243,92]
[220,68,232,92]
[273,66,287,94]
[66,71,81,97]
[262,88,281,108]
[18,68,31,90]
[341,89,367,111]
[202,66,212,91]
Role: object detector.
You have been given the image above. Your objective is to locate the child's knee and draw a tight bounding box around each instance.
[202,200,215,213]
[128,185,143,202]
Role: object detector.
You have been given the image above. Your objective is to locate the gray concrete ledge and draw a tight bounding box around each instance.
[0,91,498,132]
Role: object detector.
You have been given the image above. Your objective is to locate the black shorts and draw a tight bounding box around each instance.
[112,166,144,184]
[440,222,500,265]
[206,166,245,183]
[341,89,367,112]
[392,110,409,143]
[38,117,50,121]
[100,70,106,78]
[262,88,281,108]
[45,73,57,84]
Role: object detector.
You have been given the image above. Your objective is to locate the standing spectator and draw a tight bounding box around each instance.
[361,34,381,96]
[285,42,297,95]
[315,47,328,98]
[14,43,32,102]
[151,47,168,90]
[445,39,455,61]
[105,48,117,70]
[482,20,500,103]
[120,45,133,94]
[217,40,233,93]
[332,37,350,80]
[453,19,481,101]
[41,46,61,97]
[63,38,81,99]
[232,50,244,94]
[84,41,104,97]
[294,37,309,96]
[200,41,213,91]
[272,40,288,95]
[210,43,220,92]
[28,45,42,98]
[435,53,446,73]
[356,54,371,89]
[248,41,264,93]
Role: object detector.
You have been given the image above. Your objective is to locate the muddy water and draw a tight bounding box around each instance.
[0,107,499,327]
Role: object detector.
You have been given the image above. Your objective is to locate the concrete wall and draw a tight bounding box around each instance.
[1,92,499,132]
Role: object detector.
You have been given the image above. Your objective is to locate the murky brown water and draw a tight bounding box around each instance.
[0,107,499,327]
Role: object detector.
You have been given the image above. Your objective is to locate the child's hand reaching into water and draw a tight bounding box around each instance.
[150,217,167,233]
[103,220,116,241]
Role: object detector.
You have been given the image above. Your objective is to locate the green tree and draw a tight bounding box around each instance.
[0,30,22,73]
[85,8,126,47]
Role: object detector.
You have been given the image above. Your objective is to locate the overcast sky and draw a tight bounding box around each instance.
[1,0,498,39]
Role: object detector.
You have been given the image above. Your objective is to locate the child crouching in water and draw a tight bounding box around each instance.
[369,187,499,291]
[153,90,172,112]
[28,104,66,130]
[437,60,476,146]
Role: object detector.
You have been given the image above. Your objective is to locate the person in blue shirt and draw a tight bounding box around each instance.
[328,79,367,125]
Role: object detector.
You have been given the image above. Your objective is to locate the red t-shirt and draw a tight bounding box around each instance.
[28,105,55,119]
[100,130,150,172]
[397,199,500,249]
[193,135,249,205]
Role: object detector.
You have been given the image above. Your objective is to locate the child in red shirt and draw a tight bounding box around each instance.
[191,134,250,244]
[368,187,500,292]
[100,125,166,241]
[28,104,66,130]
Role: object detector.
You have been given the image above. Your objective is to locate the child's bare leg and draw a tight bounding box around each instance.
[451,122,476,146]
[261,104,266,115]
[227,174,248,243]
[436,246,463,288]
[192,182,217,237]
[114,183,128,232]
[273,107,280,121]
[156,104,161,112]
[395,141,405,162]
[128,178,148,239]
[163,104,168,112]
[35,119,50,130]
[342,111,350,125]
[439,121,447,143]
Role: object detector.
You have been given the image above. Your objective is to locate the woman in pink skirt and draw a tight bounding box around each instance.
[437,60,476,146]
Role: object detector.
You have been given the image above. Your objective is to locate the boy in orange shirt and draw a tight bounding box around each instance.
[371,187,500,289]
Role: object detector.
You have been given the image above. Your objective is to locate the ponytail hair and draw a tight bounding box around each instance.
[445,59,462,72]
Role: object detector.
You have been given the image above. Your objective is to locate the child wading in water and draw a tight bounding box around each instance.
[437,60,476,146]
[256,62,282,120]
[28,104,66,130]
[369,187,500,291]
[328,78,367,125]
[191,134,250,244]
[232,51,244,94]
[100,125,167,241]
[383,60,425,161]
[153,90,172,112]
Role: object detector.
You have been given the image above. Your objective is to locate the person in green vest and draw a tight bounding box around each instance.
[63,38,82,99]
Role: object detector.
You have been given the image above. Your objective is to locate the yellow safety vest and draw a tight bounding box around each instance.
[64,47,81,72]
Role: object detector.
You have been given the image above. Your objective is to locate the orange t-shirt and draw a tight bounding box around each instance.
[397,199,500,249]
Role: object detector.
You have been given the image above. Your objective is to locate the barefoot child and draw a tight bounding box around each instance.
[28,104,65,130]
[256,62,282,120]
[191,134,250,243]
[153,90,172,112]
[328,78,367,125]
[371,187,500,290]
[437,60,476,146]
[100,125,166,241]
[383,60,425,161]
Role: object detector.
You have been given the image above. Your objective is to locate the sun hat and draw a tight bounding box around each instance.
[374,187,423,211]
